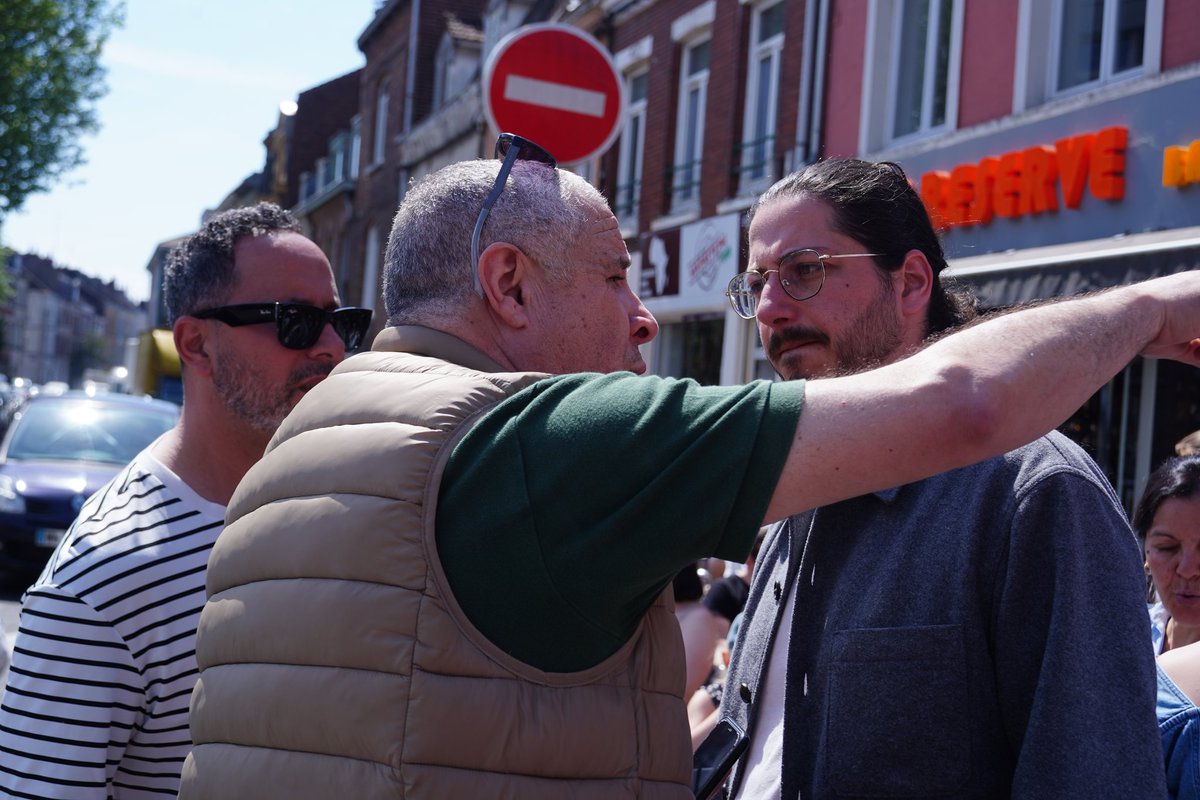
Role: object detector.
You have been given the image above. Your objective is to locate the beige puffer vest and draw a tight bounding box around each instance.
[181,328,692,799]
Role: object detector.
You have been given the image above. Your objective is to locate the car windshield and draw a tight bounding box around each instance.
[4,398,177,466]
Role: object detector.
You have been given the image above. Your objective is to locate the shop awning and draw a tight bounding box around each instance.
[944,226,1200,308]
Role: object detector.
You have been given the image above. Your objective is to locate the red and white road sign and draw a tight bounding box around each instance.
[483,23,625,165]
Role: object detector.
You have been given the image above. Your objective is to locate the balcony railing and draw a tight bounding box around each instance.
[668,159,703,208]
[732,134,777,189]
[613,178,641,221]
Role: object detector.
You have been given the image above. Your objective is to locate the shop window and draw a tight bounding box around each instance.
[737,0,785,194]
[651,315,725,385]
[1060,360,1144,509]
[616,70,648,228]
[671,37,711,212]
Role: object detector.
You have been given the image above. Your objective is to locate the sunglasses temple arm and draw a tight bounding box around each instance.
[470,146,523,297]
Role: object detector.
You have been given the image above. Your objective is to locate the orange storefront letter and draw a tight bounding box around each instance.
[1164,146,1187,187]
[946,164,977,226]
[921,171,951,230]
[1020,145,1059,215]
[994,152,1023,218]
[967,157,998,225]
[1056,133,1093,208]
[1090,126,1127,200]
[1163,140,1200,187]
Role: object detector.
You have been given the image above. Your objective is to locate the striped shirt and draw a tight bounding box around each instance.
[0,449,224,799]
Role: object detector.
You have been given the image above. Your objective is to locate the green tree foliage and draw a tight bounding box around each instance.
[0,0,124,218]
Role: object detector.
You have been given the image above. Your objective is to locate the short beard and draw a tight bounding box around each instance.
[768,272,904,380]
[212,349,332,436]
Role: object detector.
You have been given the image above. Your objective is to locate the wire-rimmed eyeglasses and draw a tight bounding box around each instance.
[470,133,557,296]
[725,249,882,320]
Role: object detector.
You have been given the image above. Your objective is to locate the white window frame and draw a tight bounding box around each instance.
[738,0,785,195]
[617,69,648,231]
[615,35,653,233]
[858,0,963,154]
[362,225,382,312]
[672,36,711,213]
[1048,0,1162,98]
[372,81,390,166]
[570,157,599,185]
[350,115,362,178]
[433,34,453,111]
[1013,0,1162,112]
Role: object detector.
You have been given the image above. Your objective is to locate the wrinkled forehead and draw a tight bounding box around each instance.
[588,200,631,259]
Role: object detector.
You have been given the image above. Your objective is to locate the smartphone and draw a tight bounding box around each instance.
[692,717,749,800]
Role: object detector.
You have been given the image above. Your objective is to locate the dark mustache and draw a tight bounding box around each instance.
[767,326,829,361]
[287,361,334,389]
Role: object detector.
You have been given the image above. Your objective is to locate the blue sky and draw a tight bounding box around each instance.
[2,0,378,302]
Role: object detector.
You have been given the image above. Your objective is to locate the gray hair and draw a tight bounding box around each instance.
[383,159,603,323]
[163,202,300,324]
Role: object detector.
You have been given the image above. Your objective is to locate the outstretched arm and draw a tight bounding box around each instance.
[765,272,1200,522]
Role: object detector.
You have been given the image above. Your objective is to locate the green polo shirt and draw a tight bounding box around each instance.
[437,372,804,672]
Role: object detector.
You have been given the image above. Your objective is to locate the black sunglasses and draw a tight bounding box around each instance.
[193,302,374,352]
[469,133,557,296]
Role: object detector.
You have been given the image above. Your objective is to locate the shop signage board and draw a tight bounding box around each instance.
[483,23,625,164]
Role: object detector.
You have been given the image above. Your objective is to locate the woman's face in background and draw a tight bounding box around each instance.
[1146,495,1200,625]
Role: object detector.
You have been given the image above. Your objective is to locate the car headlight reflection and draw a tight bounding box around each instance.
[0,475,27,514]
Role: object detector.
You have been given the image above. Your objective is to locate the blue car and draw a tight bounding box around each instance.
[0,391,179,574]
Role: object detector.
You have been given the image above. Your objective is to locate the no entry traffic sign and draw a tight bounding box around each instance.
[483,23,625,165]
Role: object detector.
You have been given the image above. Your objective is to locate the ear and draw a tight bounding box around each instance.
[896,249,934,318]
[173,316,215,377]
[477,241,535,330]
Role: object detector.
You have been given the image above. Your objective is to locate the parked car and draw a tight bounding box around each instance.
[0,392,179,574]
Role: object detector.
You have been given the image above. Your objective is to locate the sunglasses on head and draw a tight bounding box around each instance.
[469,133,557,296]
[193,302,374,351]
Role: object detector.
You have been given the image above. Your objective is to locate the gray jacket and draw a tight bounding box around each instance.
[721,432,1166,799]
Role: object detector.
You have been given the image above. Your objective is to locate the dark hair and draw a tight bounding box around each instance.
[673,563,704,603]
[163,202,300,324]
[1133,455,1200,541]
[749,158,977,336]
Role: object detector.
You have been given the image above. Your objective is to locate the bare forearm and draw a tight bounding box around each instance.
[766,274,1199,522]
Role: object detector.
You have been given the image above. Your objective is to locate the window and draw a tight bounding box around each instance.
[1014,0,1161,111]
[571,159,597,184]
[649,317,724,384]
[738,0,785,192]
[331,132,348,183]
[672,38,711,211]
[888,0,961,142]
[372,81,390,165]
[1054,0,1150,94]
[616,70,648,226]
[362,226,382,311]
[858,0,963,152]
[350,115,362,178]
[433,36,453,110]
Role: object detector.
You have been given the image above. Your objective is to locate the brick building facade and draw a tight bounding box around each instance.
[271,0,1199,506]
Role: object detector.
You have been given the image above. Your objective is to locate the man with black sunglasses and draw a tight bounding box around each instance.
[184,139,1200,800]
[0,203,364,799]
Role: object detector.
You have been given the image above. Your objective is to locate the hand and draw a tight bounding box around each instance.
[1135,271,1200,362]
